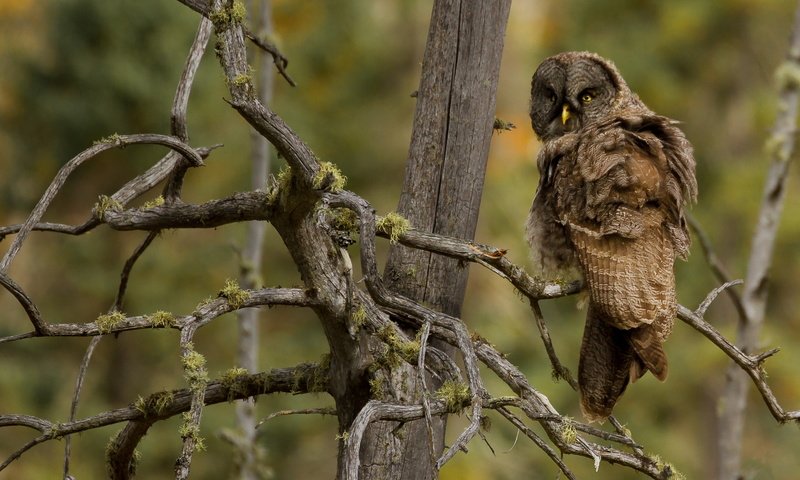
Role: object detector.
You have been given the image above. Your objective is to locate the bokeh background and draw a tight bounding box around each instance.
[1,0,799,478]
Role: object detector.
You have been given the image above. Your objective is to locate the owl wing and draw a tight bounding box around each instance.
[566,125,683,381]
[526,134,583,280]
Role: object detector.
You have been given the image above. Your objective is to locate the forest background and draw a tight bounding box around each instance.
[1,0,799,478]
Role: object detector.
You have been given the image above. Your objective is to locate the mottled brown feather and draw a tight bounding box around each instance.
[526,52,696,421]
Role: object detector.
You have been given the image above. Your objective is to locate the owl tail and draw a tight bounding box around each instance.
[578,302,635,422]
[629,325,668,382]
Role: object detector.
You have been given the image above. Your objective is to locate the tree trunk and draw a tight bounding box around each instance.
[359,1,510,478]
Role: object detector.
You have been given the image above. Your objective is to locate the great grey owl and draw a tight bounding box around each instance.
[525,51,697,421]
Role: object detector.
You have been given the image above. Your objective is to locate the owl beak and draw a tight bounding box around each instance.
[561,104,572,125]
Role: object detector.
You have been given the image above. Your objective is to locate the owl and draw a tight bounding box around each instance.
[525,52,697,421]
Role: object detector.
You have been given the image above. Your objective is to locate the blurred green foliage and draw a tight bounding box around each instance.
[1,0,799,478]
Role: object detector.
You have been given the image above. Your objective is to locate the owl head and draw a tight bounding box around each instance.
[529,51,640,141]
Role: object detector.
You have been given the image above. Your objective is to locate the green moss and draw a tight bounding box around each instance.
[142,195,164,209]
[435,380,470,413]
[133,395,146,414]
[648,454,686,480]
[194,295,216,312]
[231,0,247,22]
[96,311,126,334]
[231,72,251,87]
[93,133,122,145]
[312,161,347,191]
[134,391,175,417]
[376,212,411,244]
[266,164,292,205]
[46,422,65,440]
[219,278,250,309]
[210,1,245,31]
[221,367,250,401]
[149,310,176,328]
[775,61,800,91]
[209,8,229,29]
[493,117,517,133]
[369,376,385,400]
[310,354,331,392]
[182,345,206,371]
[328,207,360,235]
[182,343,209,389]
[377,324,420,368]
[557,417,577,444]
[94,195,123,218]
[351,303,367,328]
[179,412,206,452]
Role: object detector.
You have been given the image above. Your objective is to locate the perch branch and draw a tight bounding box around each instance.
[325,190,669,478]
[377,227,582,299]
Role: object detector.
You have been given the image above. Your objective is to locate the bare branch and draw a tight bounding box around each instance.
[0,134,204,272]
[244,30,296,87]
[255,407,337,430]
[677,305,800,423]
[1,363,328,473]
[687,214,747,321]
[64,336,103,479]
[0,143,220,243]
[102,191,273,231]
[210,0,318,185]
[171,17,212,141]
[0,287,313,343]
[378,227,582,300]
[530,300,576,387]
[0,272,45,334]
[165,16,214,201]
[175,0,296,86]
[496,407,576,480]
[114,232,159,311]
[696,279,744,317]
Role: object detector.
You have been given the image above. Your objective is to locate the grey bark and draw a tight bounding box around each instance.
[360,1,511,479]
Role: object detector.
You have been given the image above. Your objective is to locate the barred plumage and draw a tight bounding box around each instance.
[526,52,697,421]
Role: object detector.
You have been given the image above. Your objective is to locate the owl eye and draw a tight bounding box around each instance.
[580,92,593,104]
